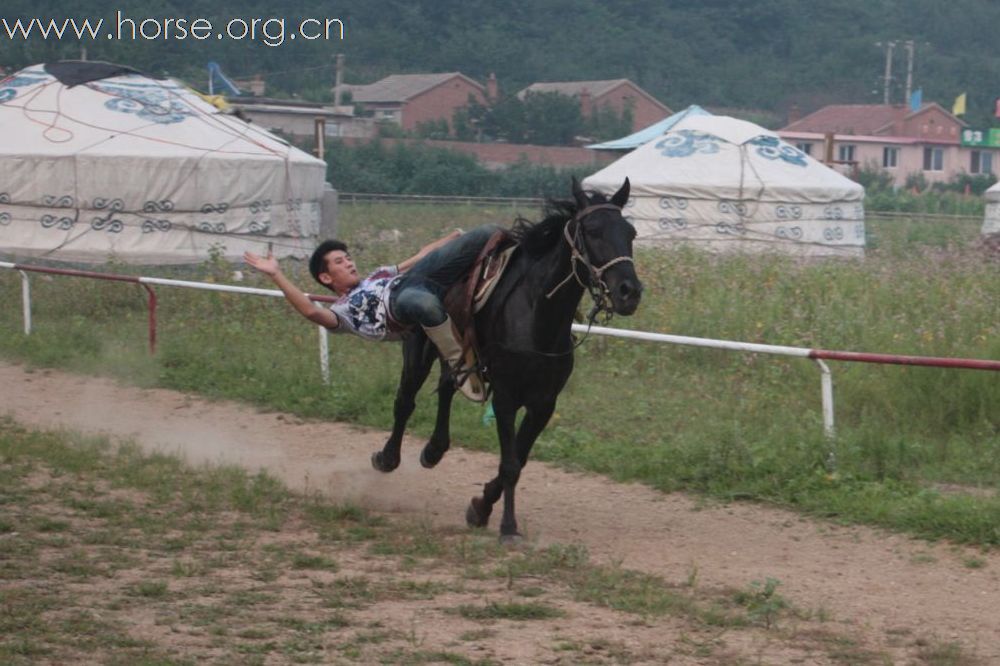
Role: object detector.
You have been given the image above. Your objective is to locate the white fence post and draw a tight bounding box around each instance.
[814,358,835,439]
[813,358,836,470]
[318,324,330,385]
[19,270,31,335]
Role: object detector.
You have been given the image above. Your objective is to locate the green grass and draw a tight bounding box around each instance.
[1,203,998,546]
[451,601,564,621]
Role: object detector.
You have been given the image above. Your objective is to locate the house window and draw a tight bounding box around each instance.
[837,145,856,162]
[923,147,943,171]
[883,147,899,168]
[971,150,993,175]
[795,142,813,155]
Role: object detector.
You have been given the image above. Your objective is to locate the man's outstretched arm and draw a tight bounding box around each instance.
[244,251,339,329]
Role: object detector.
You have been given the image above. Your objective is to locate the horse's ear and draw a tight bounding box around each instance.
[571,176,589,210]
[610,177,630,209]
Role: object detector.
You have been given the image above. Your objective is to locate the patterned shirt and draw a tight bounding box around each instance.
[327,265,402,341]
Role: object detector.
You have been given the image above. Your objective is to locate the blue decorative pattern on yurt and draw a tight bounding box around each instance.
[655,131,720,157]
[92,80,194,124]
[0,74,48,102]
[749,136,807,167]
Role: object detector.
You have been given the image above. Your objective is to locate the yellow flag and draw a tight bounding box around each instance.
[953,92,967,116]
[192,90,231,111]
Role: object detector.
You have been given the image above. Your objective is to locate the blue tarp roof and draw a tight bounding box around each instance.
[586,104,711,151]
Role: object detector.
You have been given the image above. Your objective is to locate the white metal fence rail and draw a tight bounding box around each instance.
[4,262,998,442]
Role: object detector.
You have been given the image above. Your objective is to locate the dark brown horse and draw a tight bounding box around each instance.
[372,177,641,542]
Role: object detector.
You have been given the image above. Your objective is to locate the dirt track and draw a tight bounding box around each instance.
[2,361,998,660]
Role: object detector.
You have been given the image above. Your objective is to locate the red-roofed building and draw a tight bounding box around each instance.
[779,103,996,186]
[344,73,487,134]
[518,79,671,132]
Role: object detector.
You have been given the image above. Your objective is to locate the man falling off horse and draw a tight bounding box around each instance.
[243,226,499,402]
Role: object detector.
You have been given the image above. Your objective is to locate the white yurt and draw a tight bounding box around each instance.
[981,180,1000,242]
[0,61,326,264]
[584,113,866,257]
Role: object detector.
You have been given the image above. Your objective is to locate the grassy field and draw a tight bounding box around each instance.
[1,417,927,665]
[0,202,998,546]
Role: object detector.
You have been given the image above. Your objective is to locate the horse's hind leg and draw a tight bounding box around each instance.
[372,334,436,473]
[419,361,456,468]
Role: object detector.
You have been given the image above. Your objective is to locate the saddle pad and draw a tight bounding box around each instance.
[473,245,517,313]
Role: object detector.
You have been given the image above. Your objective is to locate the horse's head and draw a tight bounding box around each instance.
[570,177,643,316]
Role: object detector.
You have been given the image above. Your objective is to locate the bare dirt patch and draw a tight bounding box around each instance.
[2,361,998,663]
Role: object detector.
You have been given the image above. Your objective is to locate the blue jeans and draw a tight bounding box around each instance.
[389,225,499,328]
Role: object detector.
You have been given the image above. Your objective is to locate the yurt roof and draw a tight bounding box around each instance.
[584,114,863,204]
[0,62,324,165]
[586,104,711,151]
[983,179,1000,201]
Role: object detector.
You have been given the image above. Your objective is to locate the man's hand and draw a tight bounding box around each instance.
[243,250,280,277]
[244,248,339,329]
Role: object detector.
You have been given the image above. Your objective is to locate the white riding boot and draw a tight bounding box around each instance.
[423,317,486,403]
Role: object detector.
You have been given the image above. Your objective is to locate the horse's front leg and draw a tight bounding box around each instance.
[372,334,435,473]
[419,358,456,468]
[498,399,557,542]
[513,400,556,469]
[466,398,556,542]
[466,392,521,542]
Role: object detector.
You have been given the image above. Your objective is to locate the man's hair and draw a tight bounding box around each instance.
[309,240,348,285]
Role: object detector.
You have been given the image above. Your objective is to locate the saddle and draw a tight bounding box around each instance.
[445,229,518,392]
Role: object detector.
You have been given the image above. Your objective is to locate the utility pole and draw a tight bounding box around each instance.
[903,40,915,103]
[333,54,344,106]
[877,40,896,105]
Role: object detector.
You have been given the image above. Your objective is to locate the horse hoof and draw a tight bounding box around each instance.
[499,532,523,547]
[465,497,491,528]
[371,451,399,473]
[420,443,448,469]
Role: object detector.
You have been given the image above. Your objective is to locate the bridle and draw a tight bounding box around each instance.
[545,202,635,324]
[485,201,636,359]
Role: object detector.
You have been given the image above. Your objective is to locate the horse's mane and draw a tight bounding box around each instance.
[510,191,610,257]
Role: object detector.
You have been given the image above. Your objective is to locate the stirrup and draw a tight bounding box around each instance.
[450,351,486,403]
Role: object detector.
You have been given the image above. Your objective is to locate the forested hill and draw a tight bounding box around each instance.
[4,0,1000,127]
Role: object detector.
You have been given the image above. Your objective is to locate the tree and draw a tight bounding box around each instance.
[584,99,635,142]
[415,118,450,140]
[520,91,583,145]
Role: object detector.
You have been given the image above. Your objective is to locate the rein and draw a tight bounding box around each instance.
[544,203,634,325]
